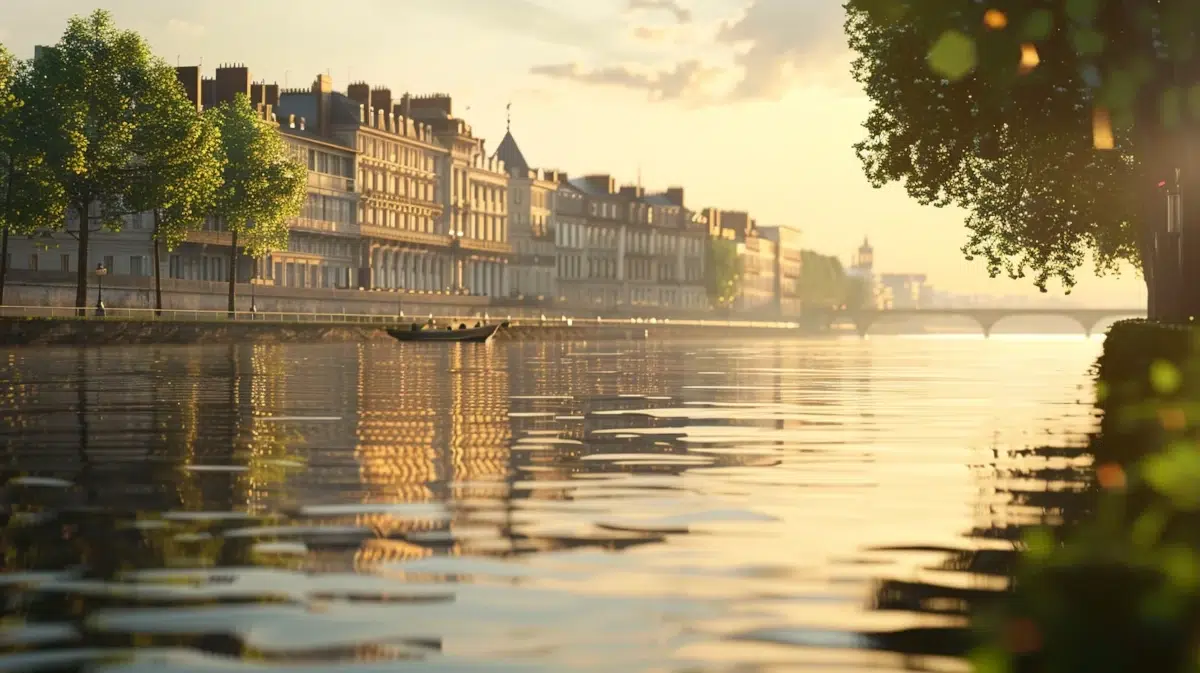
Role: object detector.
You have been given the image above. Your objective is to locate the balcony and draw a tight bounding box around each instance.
[361,225,452,247]
[185,230,233,246]
[290,217,360,238]
[308,173,355,193]
[458,238,512,256]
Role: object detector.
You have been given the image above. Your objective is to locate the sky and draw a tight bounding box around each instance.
[0,0,1147,307]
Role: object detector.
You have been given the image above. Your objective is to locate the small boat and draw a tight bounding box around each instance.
[387,323,505,343]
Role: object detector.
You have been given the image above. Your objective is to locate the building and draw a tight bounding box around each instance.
[267,117,359,289]
[847,237,882,309]
[493,126,557,308]
[552,176,589,309]
[277,78,450,295]
[759,226,803,316]
[634,188,708,313]
[739,233,778,314]
[562,175,627,312]
[880,273,928,309]
[404,94,511,299]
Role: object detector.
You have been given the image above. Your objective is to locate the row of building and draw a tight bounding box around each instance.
[6,63,808,317]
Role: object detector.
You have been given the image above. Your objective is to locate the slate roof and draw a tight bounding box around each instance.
[493,130,530,173]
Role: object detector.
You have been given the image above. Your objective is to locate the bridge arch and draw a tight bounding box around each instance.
[848,309,1144,338]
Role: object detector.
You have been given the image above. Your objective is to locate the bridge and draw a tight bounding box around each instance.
[836,308,1146,337]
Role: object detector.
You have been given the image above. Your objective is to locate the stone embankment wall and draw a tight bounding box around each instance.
[0,319,394,346]
[0,318,804,347]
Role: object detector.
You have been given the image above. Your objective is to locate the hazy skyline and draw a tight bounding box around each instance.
[0,0,1146,307]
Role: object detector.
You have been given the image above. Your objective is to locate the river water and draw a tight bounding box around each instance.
[0,336,1101,672]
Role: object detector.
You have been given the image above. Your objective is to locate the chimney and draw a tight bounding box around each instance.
[665,187,685,207]
[299,117,306,131]
[370,88,393,120]
[312,74,333,137]
[265,84,280,107]
[201,77,216,109]
[288,114,296,129]
[175,66,202,112]
[583,174,615,195]
[214,64,252,106]
[346,82,371,111]
[619,185,644,200]
[392,103,409,135]
[250,82,267,107]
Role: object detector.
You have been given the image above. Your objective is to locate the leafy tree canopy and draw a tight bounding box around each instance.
[208,93,306,259]
[0,43,65,237]
[844,0,1200,291]
[125,69,224,252]
[23,9,205,307]
[705,238,743,309]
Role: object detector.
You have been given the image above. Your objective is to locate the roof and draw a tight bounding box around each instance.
[492,131,530,173]
[642,194,675,207]
[567,177,609,197]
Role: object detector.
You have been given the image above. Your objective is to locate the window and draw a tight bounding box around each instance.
[28,254,38,271]
[103,255,114,273]
[130,255,150,277]
[169,255,182,279]
[60,254,70,272]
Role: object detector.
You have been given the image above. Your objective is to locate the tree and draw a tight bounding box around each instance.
[705,238,743,310]
[0,44,65,306]
[124,77,223,314]
[798,250,854,310]
[844,0,1196,306]
[24,10,206,312]
[208,93,305,314]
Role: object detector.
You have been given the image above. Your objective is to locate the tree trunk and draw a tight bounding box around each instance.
[0,164,12,307]
[75,204,89,316]
[227,228,238,316]
[152,210,163,316]
[0,222,9,307]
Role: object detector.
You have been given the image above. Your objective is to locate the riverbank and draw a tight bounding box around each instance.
[0,316,821,346]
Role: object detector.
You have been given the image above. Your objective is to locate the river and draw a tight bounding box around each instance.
[0,336,1101,672]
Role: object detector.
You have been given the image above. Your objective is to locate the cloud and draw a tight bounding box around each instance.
[715,0,851,100]
[627,0,693,24]
[631,25,671,42]
[165,18,206,38]
[530,60,722,102]
[530,0,853,103]
[433,0,607,52]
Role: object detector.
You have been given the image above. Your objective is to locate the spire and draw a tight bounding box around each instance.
[506,101,512,133]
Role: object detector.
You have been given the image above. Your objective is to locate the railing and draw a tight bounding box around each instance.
[0,304,801,330]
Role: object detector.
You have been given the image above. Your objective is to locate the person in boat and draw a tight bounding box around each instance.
[474,321,482,328]
[459,323,468,330]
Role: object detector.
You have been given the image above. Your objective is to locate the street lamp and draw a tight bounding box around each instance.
[94,262,108,317]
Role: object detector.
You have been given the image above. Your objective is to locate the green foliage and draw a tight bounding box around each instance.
[22,10,205,307]
[208,94,306,259]
[705,238,743,309]
[844,0,1172,291]
[0,44,65,238]
[798,250,864,310]
[124,70,224,252]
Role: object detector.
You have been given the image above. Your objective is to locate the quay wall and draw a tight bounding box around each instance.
[0,318,806,347]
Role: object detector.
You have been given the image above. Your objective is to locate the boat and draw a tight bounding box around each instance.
[386,323,505,343]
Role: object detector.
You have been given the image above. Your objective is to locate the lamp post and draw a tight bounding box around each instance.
[94,263,108,318]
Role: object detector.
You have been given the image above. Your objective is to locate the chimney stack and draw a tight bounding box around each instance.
[312,74,333,137]
[175,66,202,112]
[214,64,252,106]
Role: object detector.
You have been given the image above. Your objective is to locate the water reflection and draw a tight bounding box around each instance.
[0,337,1101,672]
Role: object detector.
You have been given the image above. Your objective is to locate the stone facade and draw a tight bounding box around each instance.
[278,78,451,300]
[404,94,511,300]
[759,226,803,316]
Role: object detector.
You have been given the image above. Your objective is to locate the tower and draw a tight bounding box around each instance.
[854,236,874,273]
